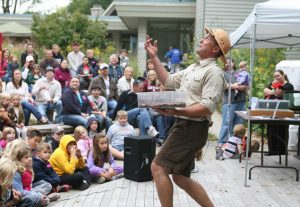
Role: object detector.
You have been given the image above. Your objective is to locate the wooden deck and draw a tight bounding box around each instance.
[51,142,300,207]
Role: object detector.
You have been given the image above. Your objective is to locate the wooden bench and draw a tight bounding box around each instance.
[27,124,75,136]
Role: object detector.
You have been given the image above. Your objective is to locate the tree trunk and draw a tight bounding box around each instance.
[13,0,18,14]
[5,0,11,14]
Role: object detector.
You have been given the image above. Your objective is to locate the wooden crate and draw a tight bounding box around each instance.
[249,109,295,118]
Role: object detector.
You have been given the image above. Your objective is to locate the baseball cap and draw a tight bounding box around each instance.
[72,41,80,46]
[100,63,109,70]
[205,26,231,64]
[52,126,64,134]
[26,55,34,62]
[133,77,145,85]
[45,66,54,72]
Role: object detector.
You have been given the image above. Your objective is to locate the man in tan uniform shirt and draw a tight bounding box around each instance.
[144,26,231,207]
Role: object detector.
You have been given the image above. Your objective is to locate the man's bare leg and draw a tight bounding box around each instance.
[151,162,173,207]
[172,174,214,207]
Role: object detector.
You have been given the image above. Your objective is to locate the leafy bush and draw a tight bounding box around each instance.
[32,9,108,55]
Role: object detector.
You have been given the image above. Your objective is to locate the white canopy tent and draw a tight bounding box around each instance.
[229,0,300,186]
[230,0,300,49]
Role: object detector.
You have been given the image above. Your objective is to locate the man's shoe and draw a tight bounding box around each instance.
[147,126,159,138]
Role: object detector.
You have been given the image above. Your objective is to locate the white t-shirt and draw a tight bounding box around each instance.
[104,78,110,97]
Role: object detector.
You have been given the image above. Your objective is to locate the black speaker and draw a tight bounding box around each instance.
[124,135,156,182]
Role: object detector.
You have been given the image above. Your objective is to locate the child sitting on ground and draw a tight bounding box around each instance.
[74,126,93,161]
[33,142,69,193]
[45,126,64,151]
[8,94,27,140]
[107,110,135,160]
[87,133,123,183]
[5,139,59,205]
[27,128,43,155]
[0,127,16,150]
[0,157,23,206]
[49,135,91,191]
[86,116,102,139]
[217,124,245,160]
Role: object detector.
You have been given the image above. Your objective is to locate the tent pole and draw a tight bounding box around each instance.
[244,23,256,187]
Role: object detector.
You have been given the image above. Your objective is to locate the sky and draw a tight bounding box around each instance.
[17,0,71,14]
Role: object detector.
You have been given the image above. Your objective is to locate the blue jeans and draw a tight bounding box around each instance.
[91,114,112,132]
[107,98,117,118]
[218,102,245,145]
[151,114,166,140]
[127,108,152,135]
[21,100,43,125]
[37,100,62,123]
[62,114,88,127]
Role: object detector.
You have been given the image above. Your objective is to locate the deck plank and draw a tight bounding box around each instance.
[51,143,300,207]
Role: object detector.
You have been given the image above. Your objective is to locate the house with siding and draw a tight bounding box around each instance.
[0,0,266,70]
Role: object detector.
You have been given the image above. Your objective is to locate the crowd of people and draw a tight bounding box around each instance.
[0,28,295,206]
[216,57,294,160]
[0,41,176,206]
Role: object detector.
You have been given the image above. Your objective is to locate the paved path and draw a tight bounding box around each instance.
[209,111,222,137]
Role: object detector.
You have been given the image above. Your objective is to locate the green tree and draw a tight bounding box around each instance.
[232,48,286,98]
[31,9,108,54]
[68,0,112,14]
[1,0,40,14]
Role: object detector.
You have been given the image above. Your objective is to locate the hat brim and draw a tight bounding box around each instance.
[205,26,227,64]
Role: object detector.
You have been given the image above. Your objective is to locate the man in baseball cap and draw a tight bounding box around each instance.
[144,26,230,207]
[99,63,109,70]
[26,55,34,62]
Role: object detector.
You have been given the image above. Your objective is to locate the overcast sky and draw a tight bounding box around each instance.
[17,0,71,14]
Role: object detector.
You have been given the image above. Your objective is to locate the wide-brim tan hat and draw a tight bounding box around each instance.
[205,26,231,64]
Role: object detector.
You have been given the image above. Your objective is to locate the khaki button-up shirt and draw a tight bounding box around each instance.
[164,58,226,121]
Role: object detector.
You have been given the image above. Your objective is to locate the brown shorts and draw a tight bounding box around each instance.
[154,118,209,177]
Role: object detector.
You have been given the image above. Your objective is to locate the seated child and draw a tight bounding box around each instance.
[27,128,43,155]
[87,133,123,183]
[86,116,102,139]
[218,124,245,160]
[25,64,42,93]
[5,139,59,205]
[88,85,112,132]
[33,143,69,193]
[0,127,16,150]
[49,135,91,191]
[8,94,28,140]
[74,126,93,161]
[0,157,25,206]
[45,126,65,151]
[107,110,135,160]
[76,56,93,90]
[0,92,12,130]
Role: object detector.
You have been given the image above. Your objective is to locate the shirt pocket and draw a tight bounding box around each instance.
[189,76,202,93]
